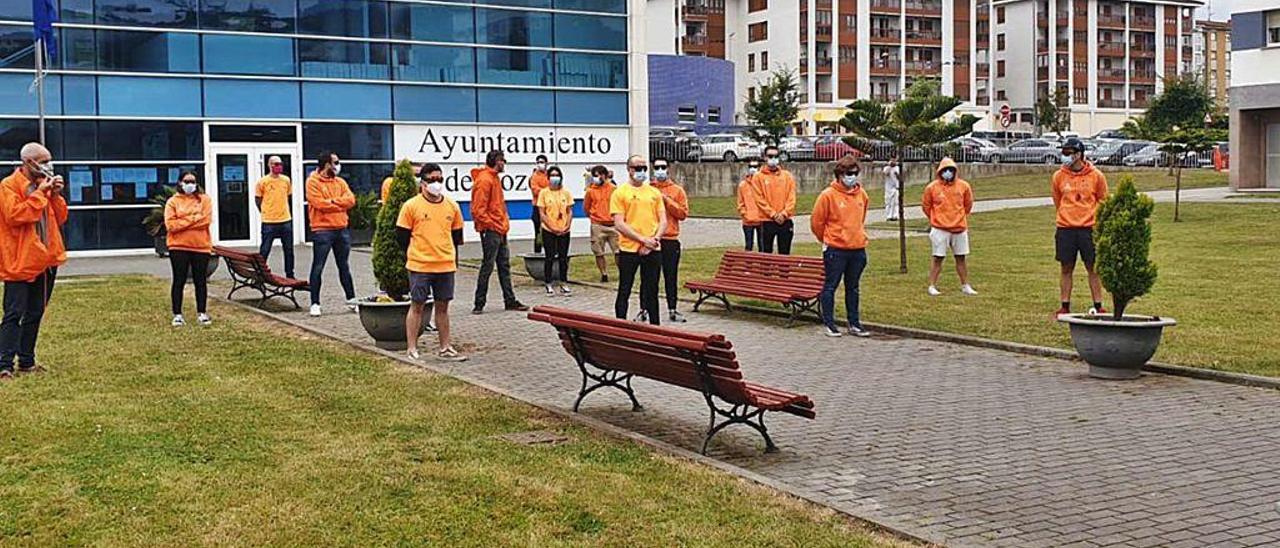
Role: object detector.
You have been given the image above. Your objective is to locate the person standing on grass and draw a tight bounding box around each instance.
[751,145,798,254]
[306,151,358,317]
[922,157,977,297]
[537,165,574,296]
[810,154,872,338]
[0,142,68,380]
[529,154,551,254]
[164,171,214,327]
[470,150,527,315]
[1052,137,1109,318]
[737,159,763,251]
[397,163,467,363]
[651,158,689,323]
[611,155,666,325]
[255,155,295,278]
[583,165,619,283]
[883,153,902,221]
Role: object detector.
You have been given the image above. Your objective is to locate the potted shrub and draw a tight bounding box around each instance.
[1058,176,1176,380]
[348,190,380,246]
[521,253,564,283]
[356,160,424,350]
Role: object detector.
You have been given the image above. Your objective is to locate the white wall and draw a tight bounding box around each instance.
[630,0,650,154]
[993,0,1038,112]
[646,0,679,55]
[1232,49,1280,89]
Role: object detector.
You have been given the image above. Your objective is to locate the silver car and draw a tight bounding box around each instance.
[991,139,1064,164]
[779,136,816,161]
[701,133,763,162]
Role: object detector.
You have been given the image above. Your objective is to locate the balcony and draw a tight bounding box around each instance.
[683,34,710,47]
[1131,97,1150,108]
[817,92,834,103]
[1056,66,1069,79]
[1036,39,1049,51]
[1097,14,1126,29]
[976,62,990,77]
[870,28,901,43]
[905,0,942,15]
[682,0,725,17]
[1037,66,1048,80]
[870,0,899,15]
[1055,11,1069,25]
[1131,70,1156,83]
[976,92,990,106]
[871,59,902,75]
[1131,42,1156,57]
[816,24,833,39]
[872,93,897,103]
[904,60,942,74]
[1057,38,1069,51]
[1098,67,1126,82]
[1098,41,1126,57]
[1131,15,1155,29]
[905,29,942,45]
[1098,98,1125,108]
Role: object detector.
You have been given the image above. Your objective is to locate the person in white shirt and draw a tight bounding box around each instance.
[882,154,901,221]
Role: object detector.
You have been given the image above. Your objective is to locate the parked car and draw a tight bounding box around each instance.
[990,139,1063,164]
[700,133,762,162]
[649,127,702,162]
[951,137,1003,162]
[779,136,816,161]
[971,130,1035,147]
[1088,140,1153,165]
[813,135,863,161]
[1122,144,1166,167]
[1092,129,1127,140]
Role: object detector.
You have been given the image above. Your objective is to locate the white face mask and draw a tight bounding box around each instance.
[550,176,563,187]
[841,174,860,188]
[653,168,668,181]
[536,162,547,171]
[632,170,648,183]
[767,157,780,168]
[1061,153,1076,166]
[425,182,444,196]
[331,163,342,176]
[747,167,759,176]
[941,170,956,182]
[590,176,601,185]
[181,182,198,194]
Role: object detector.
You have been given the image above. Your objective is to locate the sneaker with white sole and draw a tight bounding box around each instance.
[961,284,978,296]
[197,313,212,326]
[822,324,843,337]
[437,347,468,362]
[171,315,186,327]
[633,310,648,323]
[848,325,872,338]
[309,304,322,317]
[545,284,555,295]
[668,310,687,323]
[559,284,572,296]
[407,348,420,360]
[927,286,942,297]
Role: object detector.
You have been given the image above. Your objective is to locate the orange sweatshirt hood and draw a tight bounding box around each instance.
[935,157,959,178]
[0,169,68,282]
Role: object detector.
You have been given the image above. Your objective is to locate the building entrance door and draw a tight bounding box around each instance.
[207,146,302,247]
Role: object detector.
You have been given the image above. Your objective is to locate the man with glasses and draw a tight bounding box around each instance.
[610,155,666,325]
[810,154,872,338]
[397,163,467,362]
[751,145,798,254]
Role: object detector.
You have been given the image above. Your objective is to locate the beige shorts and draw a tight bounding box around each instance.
[590,223,620,256]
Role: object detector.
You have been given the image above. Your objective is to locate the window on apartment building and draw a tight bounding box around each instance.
[761,51,769,69]
[997,60,1005,76]
[816,10,832,24]
[996,6,1005,23]
[839,45,856,62]
[749,0,768,13]
[708,107,721,124]
[1074,87,1087,104]
[748,87,756,102]
[1165,35,1176,47]
[748,22,768,42]
[677,105,697,123]
[997,89,1007,100]
[1074,31,1087,43]
[843,14,856,31]
[748,53,755,72]
[997,33,1005,51]
[1269,11,1280,45]
[1074,61,1086,72]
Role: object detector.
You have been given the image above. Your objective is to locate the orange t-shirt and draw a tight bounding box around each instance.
[652,180,689,239]
[536,187,574,234]
[305,172,356,231]
[164,192,213,254]
[583,182,616,225]
[921,179,974,233]
[0,169,68,282]
[380,176,394,203]
[529,170,550,202]
[396,194,464,274]
[810,181,869,250]
[750,167,798,220]
[1052,162,1109,228]
[469,167,510,234]
[255,174,292,223]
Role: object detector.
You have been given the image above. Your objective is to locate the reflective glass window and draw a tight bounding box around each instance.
[0,119,38,159]
[554,13,627,50]
[204,80,300,118]
[200,0,296,33]
[302,83,391,120]
[298,162,391,197]
[555,0,626,14]
[302,123,393,160]
[59,121,97,161]
[555,52,626,88]
[477,89,554,123]
[476,9,552,47]
[98,76,201,117]
[389,3,474,43]
[0,74,60,115]
[555,91,627,124]
[66,207,169,250]
[394,86,477,122]
[298,0,388,38]
[0,24,34,69]
[203,34,295,76]
[0,0,32,20]
[97,0,198,28]
[391,45,474,83]
[61,28,96,69]
[97,121,203,160]
[61,0,94,23]
[299,39,390,80]
[476,0,552,8]
[476,48,553,86]
[97,30,200,73]
[61,75,97,115]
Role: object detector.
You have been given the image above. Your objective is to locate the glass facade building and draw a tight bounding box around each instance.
[0,0,632,252]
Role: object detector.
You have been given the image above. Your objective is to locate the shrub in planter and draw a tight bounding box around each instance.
[357,160,420,350]
[348,191,380,245]
[141,186,178,257]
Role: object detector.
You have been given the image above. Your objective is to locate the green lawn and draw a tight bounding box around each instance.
[688,169,1229,218]
[0,277,907,546]
[568,202,1280,378]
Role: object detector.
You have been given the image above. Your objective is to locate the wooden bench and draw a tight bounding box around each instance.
[213,246,309,309]
[528,305,815,454]
[684,250,826,325]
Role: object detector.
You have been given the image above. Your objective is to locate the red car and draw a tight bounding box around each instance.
[813,135,865,161]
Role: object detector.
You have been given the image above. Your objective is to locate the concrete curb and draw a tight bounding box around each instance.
[218,296,946,547]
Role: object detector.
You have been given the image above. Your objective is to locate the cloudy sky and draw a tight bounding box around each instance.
[1197,0,1236,21]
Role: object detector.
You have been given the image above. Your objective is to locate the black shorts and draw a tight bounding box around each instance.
[409,272,455,303]
[1055,227,1096,266]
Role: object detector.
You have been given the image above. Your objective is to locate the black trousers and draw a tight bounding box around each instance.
[475,230,517,309]
[743,225,763,251]
[761,219,795,255]
[170,250,209,315]
[659,238,681,310]
[616,251,660,325]
[531,209,543,253]
[0,267,56,369]
[542,232,570,283]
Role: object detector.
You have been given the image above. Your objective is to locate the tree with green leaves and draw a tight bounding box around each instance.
[744,68,802,146]
[1159,127,1222,222]
[1036,87,1072,139]
[371,159,417,300]
[1094,176,1157,319]
[838,78,979,273]
[1120,74,1216,140]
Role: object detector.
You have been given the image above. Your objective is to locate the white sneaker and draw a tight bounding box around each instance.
[961,285,978,296]
[545,284,555,295]
[822,324,843,337]
[171,315,186,327]
[197,313,212,326]
[407,348,420,360]
[559,284,572,296]
[927,286,942,297]
[309,304,322,317]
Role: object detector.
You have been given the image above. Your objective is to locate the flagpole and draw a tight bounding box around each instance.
[35,36,46,145]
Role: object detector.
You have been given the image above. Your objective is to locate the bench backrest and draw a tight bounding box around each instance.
[213,246,271,281]
[713,251,826,291]
[529,306,758,406]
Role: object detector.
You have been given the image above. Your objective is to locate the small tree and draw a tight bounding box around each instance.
[838,78,978,273]
[1035,87,1072,139]
[745,68,802,146]
[1094,177,1158,320]
[1158,126,1222,222]
[371,159,417,300]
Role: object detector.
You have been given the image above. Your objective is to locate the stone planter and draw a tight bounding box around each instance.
[350,227,375,247]
[1058,314,1177,380]
[153,234,169,257]
[188,254,220,284]
[357,299,433,351]
[521,252,562,283]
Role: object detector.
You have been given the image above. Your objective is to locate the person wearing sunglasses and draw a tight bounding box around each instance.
[810,154,872,338]
[650,158,689,323]
[582,164,620,282]
[610,155,667,325]
[751,145,798,254]
[397,163,467,362]
[164,171,213,327]
[305,151,358,317]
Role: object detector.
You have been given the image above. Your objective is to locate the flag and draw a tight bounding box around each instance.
[32,0,58,61]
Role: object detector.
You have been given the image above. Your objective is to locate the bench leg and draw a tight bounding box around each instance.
[573,366,643,413]
[784,299,819,328]
[692,291,732,313]
[700,397,779,455]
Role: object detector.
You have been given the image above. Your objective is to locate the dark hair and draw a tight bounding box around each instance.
[178,170,202,194]
[653,157,669,165]
[485,149,505,167]
[535,154,549,162]
[316,151,337,169]
[419,163,442,178]
[834,154,861,175]
[764,145,781,156]
[590,164,609,177]
[547,166,563,178]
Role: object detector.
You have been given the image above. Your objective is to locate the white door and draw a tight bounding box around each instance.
[1267,123,1280,189]
[207,146,303,247]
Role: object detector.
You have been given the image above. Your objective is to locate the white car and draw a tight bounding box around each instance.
[701,134,763,162]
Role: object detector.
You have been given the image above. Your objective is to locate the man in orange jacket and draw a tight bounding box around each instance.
[751,145,798,254]
[651,158,689,323]
[737,159,763,251]
[305,151,357,317]
[470,150,527,314]
[528,154,551,254]
[0,143,68,379]
[921,157,977,297]
[810,154,871,338]
[1052,137,1109,317]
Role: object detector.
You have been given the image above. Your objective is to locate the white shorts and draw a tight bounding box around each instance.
[929,228,970,257]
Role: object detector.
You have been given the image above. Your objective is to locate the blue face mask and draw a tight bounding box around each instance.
[841,173,860,187]
[654,169,669,181]
[1061,153,1076,166]
[550,176,562,187]
[633,170,649,183]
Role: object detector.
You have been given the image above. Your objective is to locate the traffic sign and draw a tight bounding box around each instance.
[999,104,1011,116]
[1000,115,1012,128]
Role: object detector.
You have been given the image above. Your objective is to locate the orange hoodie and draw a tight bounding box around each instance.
[470,166,510,234]
[306,171,356,231]
[810,181,870,250]
[164,192,213,254]
[921,158,974,233]
[652,179,689,239]
[737,178,764,226]
[529,170,550,202]
[583,181,616,225]
[0,169,68,282]
[750,167,797,220]
[1052,161,1109,228]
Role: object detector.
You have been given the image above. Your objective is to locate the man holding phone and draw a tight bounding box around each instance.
[0,142,68,380]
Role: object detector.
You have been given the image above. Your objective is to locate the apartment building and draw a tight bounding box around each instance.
[1228,1,1280,190]
[647,0,731,58]
[991,0,1200,135]
[1192,19,1231,105]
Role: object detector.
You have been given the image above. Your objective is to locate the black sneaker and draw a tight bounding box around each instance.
[600,274,609,283]
[504,301,529,312]
[471,307,484,315]
[668,310,687,323]
[16,365,46,375]
[822,325,843,338]
[848,325,872,338]
[633,310,648,323]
